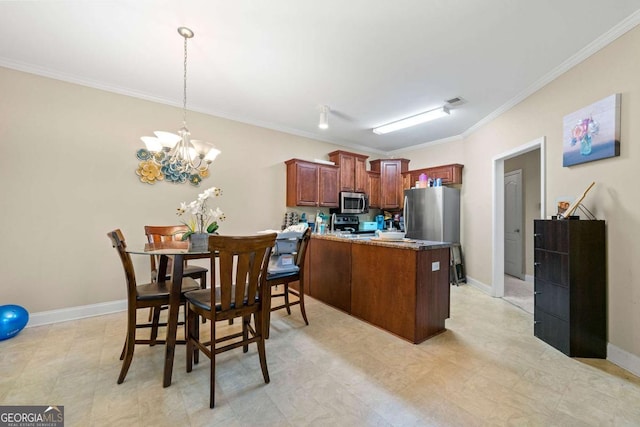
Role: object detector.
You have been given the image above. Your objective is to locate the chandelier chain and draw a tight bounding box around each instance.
[183,35,188,127]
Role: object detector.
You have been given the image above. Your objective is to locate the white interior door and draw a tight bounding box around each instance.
[504,170,524,279]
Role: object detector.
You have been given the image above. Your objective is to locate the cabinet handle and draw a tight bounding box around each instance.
[534,233,542,237]
[534,262,541,267]
[534,291,541,295]
[534,321,541,325]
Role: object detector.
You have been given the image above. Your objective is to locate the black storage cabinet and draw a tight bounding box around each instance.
[533,219,606,358]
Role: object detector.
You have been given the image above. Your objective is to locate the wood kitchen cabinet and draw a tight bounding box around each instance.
[328,150,369,193]
[351,244,450,343]
[402,164,464,189]
[366,171,380,208]
[370,158,410,210]
[533,219,606,358]
[285,159,339,207]
[308,237,351,313]
[308,235,452,343]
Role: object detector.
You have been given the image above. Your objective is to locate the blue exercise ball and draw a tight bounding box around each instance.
[0,305,29,341]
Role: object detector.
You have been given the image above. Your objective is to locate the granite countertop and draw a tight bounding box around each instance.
[311,233,453,251]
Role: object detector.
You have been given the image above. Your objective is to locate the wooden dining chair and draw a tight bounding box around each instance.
[144,225,208,287]
[145,225,210,324]
[184,233,277,408]
[265,227,311,338]
[107,229,200,384]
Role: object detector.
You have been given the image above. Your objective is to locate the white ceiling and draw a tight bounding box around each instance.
[2,1,640,154]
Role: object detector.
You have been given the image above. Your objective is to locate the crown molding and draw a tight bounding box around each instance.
[3,10,640,157]
[462,10,640,139]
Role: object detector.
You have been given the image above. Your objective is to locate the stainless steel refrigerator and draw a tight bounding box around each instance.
[403,187,460,242]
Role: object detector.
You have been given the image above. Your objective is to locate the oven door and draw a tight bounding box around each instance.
[340,192,368,214]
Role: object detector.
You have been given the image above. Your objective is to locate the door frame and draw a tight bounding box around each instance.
[491,137,546,297]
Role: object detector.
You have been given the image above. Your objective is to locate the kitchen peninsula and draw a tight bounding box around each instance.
[306,234,452,344]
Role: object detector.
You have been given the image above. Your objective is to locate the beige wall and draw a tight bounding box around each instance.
[409,26,639,358]
[0,66,378,313]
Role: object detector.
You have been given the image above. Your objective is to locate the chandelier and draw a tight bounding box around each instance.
[136,27,220,185]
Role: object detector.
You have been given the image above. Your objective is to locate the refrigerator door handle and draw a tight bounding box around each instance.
[403,195,408,232]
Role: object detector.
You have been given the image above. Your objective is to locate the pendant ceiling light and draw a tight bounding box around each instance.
[136,27,220,185]
[318,105,330,130]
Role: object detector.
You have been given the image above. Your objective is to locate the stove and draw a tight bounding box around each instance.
[331,214,374,234]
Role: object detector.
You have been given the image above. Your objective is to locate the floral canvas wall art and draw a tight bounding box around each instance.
[562,93,620,167]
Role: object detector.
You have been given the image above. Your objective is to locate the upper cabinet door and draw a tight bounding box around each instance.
[338,153,355,192]
[355,157,367,193]
[318,165,339,207]
[287,160,318,206]
[329,150,369,193]
[370,159,410,209]
[285,159,339,207]
[367,171,380,208]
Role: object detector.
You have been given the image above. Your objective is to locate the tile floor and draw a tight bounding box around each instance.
[503,274,534,314]
[2,285,640,426]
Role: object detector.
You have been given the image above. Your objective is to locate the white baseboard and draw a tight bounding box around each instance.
[27,300,127,327]
[464,276,492,295]
[607,343,640,378]
[524,274,534,283]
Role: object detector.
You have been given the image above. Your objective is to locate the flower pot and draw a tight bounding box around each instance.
[188,233,210,252]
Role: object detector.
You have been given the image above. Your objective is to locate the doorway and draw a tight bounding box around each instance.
[491,137,546,298]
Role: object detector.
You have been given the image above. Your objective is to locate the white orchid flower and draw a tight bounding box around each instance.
[176,202,188,215]
[176,187,224,234]
[212,207,226,221]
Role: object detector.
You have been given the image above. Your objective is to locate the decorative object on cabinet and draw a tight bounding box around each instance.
[328,150,369,193]
[369,158,410,209]
[285,159,339,207]
[402,164,463,189]
[533,219,606,358]
[556,197,572,217]
[556,182,596,220]
[137,27,221,185]
[562,94,620,167]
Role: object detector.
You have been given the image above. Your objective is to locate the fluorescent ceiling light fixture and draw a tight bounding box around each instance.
[318,105,330,130]
[373,106,450,135]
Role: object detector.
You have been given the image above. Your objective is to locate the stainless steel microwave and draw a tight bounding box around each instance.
[339,191,369,214]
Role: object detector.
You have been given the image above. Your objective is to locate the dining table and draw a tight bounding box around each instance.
[126,241,209,388]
